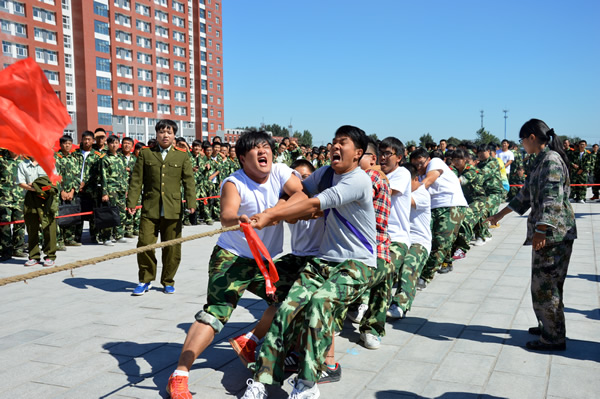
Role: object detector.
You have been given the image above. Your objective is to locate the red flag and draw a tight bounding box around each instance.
[0,58,71,183]
[240,222,279,299]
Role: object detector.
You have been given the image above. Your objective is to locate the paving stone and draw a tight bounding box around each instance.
[432,351,496,386]
[547,363,600,399]
[493,345,550,377]
[484,371,547,399]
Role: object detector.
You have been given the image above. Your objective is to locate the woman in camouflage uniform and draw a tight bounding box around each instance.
[488,119,576,351]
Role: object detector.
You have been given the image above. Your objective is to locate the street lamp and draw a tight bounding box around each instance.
[503,109,509,140]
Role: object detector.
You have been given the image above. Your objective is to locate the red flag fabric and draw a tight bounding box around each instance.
[240,222,279,299]
[0,58,71,183]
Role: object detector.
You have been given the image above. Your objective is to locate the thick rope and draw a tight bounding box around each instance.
[0,225,240,287]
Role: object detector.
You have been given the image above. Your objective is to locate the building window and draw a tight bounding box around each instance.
[217,84,221,92]
[217,69,221,77]
[66,92,74,106]
[93,1,108,17]
[44,70,59,84]
[96,56,110,72]
[95,38,110,53]
[62,15,70,30]
[65,73,73,87]
[94,20,109,35]
[98,113,113,125]
[97,94,112,108]
[63,35,71,49]
[97,76,111,90]
[115,13,131,27]
[137,68,152,81]
[64,53,72,68]
[138,85,153,97]
[135,2,149,16]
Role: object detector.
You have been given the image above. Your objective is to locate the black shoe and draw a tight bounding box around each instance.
[318,363,341,384]
[528,326,542,335]
[416,278,427,290]
[0,254,11,262]
[526,340,566,351]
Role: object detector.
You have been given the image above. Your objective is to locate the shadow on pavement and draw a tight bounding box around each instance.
[390,317,600,363]
[567,273,599,282]
[62,277,137,292]
[565,307,600,321]
[375,391,505,398]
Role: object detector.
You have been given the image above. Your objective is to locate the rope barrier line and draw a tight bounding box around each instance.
[0,196,221,227]
[0,224,240,287]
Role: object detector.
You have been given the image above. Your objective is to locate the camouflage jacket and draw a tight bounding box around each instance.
[476,157,504,196]
[54,151,81,193]
[567,150,593,175]
[510,149,524,176]
[508,147,577,245]
[119,152,137,183]
[450,164,485,203]
[72,149,104,196]
[0,150,25,209]
[101,152,128,196]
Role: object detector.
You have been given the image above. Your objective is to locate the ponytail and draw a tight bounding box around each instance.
[546,128,570,167]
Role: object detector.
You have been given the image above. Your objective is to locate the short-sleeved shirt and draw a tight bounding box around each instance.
[17,159,46,185]
[497,150,515,175]
[216,163,294,259]
[421,157,468,209]
[289,217,324,257]
[410,185,432,253]
[303,166,377,267]
[387,166,412,246]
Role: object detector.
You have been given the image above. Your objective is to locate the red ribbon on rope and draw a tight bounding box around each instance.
[240,222,279,299]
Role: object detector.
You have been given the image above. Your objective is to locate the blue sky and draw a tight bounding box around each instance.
[222,0,600,146]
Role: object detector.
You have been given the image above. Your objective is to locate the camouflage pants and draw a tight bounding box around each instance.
[358,258,394,337]
[421,206,465,282]
[393,243,429,312]
[531,240,573,344]
[390,241,408,299]
[474,195,501,240]
[254,257,372,385]
[195,247,300,333]
[124,195,141,235]
[209,182,220,220]
[0,206,25,256]
[99,192,126,241]
[450,206,475,256]
[593,172,600,197]
[570,172,587,200]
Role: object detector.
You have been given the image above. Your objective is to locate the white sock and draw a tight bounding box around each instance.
[245,332,259,343]
[172,370,189,377]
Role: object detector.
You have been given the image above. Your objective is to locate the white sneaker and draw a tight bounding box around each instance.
[386,304,404,319]
[347,303,368,323]
[241,379,267,399]
[288,379,320,399]
[117,237,129,243]
[483,236,493,243]
[104,240,115,246]
[472,237,485,246]
[360,332,381,350]
[578,199,585,204]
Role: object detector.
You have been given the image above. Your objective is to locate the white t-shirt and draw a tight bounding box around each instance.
[216,163,294,259]
[421,157,468,209]
[410,185,432,254]
[387,166,412,246]
[497,150,515,175]
[289,217,324,257]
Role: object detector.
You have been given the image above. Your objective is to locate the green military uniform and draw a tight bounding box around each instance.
[450,164,486,256]
[567,150,592,201]
[207,156,222,220]
[508,146,577,346]
[120,151,139,237]
[55,150,81,247]
[475,156,504,240]
[592,152,600,199]
[99,152,128,241]
[127,145,196,287]
[0,150,25,259]
[72,149,103,243]
[193,154,213,224]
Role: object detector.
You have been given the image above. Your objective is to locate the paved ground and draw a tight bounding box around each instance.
[0,203,598,398]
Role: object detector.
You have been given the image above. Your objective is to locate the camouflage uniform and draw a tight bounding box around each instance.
[592,152,600,198]
[394,243,428,312]
[99,152,128,241]
[475,156,504,240]
[450,164,486,255]
[0,150,25,258]
[120,152,139,236]
[508,146,577,345]
[207,156,222,220]
[194,155,213,224]
[55,151,81,246]
[72,149,103,243]
[567,150,592,201]
[254,257,373,385]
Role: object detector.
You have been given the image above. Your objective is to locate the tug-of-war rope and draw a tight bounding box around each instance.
[0,224,240,287]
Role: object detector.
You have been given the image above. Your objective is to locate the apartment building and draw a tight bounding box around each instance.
[0,0,224,143]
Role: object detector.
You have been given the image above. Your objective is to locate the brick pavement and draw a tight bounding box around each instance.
[0,204,598,398]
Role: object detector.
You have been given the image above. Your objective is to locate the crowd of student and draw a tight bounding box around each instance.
[0,121,581,399]
[0,128,240,265]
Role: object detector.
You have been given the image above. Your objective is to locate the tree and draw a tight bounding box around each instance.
[300,130,313,147]
[474,128,501,146]
[368,133,379,142]
[406,140,417,147]
[447,136,462,147]
[419,133,434,148]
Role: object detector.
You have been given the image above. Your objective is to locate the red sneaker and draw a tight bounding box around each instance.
[229,334,257,366]
[166,374,192,399]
